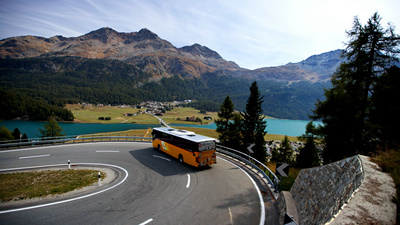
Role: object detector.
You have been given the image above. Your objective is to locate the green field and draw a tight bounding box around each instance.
[65,104,297,141]
[65,104,159,124]
[65,104,218,125]
[162,107,218,124]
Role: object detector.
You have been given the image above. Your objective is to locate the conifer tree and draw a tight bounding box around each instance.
[370,66,400,149]
[311,12,399,163]
[242,81,267,162]
[215,96,234,146]
[12,128,21,140]
[21,133,28,142]
[215,96,243,149]
[216,96,234,132]
[296,121,321,168]
[39,118,65,138]
[271,135,294,165]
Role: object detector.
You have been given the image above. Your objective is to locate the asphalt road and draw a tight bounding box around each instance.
[0,142,268,225]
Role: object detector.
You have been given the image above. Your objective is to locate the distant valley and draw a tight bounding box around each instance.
[0,28,343,120]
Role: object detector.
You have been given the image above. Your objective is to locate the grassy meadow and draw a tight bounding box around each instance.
[65,104,159,124]
[162,107,218,124]
[65,104,298,141]
[65,104,218,125]
[0,169,105,202]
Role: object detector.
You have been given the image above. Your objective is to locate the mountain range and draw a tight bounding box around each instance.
[0,27,344,120]
[0,27,344,82]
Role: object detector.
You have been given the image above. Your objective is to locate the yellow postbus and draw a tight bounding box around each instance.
[152,127,217,167]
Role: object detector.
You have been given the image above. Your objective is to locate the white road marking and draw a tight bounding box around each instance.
[19,154,50,159]
[0,144,76,154]
[0,164,66,172]
[186,174,191,188]
[0,142,152,154]
[95,150,120,153]
[138,218,153,225]
[218,157,266,225]
[152,155,171,161]
[229,207,233,225]
[0,163,129,214]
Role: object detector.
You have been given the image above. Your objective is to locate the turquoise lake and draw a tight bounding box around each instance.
[2,119,322,138]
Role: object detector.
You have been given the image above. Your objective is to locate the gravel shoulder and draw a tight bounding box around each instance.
[329,155,397,225]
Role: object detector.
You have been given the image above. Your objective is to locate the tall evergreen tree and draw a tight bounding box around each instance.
[271,135,294,165]
[226,112,244,149]
[21,133,28,142]
[296,121,321,168]
[242,81,267,162]
[370,66,400,149]
[216,96,234,133]
[12,128,21,140]
[311,12,399,163]
[39,118,65,138]
[215,96,243,149]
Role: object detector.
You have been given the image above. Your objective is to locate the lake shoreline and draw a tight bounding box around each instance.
[2,119,322,138]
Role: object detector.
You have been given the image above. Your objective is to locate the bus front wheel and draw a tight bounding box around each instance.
[156,145,161,151]
[178,155,184,164]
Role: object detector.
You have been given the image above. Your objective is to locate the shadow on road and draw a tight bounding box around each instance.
[129,148,211,177]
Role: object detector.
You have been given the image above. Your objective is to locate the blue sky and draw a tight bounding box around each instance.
[1,0,399,69]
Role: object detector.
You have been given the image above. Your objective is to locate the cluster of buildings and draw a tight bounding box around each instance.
[137,101,170,116]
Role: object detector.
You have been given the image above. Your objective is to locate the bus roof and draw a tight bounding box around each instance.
[153,127,215,143]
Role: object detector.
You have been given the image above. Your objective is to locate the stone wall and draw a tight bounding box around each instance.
[277,191,299,225]
[277,155,364,225]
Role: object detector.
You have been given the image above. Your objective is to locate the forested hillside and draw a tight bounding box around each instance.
[0,57,149,106]
[0,89,74,121]
[0,57,327,120]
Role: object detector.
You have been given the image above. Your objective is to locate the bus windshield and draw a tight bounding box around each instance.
[198,141,215,151]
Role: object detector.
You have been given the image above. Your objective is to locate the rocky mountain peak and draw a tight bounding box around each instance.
[80,27,120,43]
[242,49,345,83]
[86,27,118,35]
[180,43,222,59]
[299,49,344,69]
[296,49,345,80]
[136,28,158,40]
[122,28,163,45]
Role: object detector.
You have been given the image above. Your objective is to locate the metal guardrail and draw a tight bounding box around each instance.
[0,134,152,148]
[216,144,280,194]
